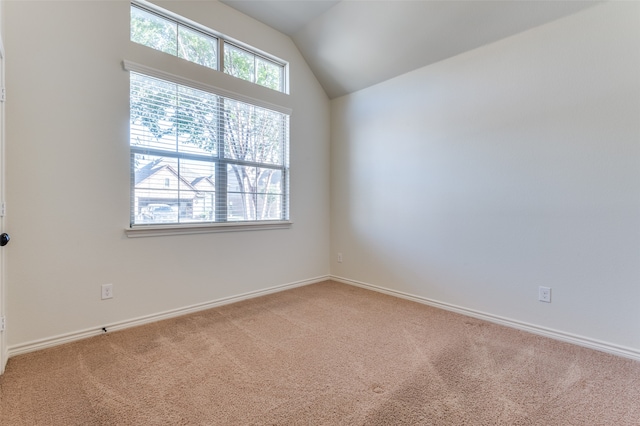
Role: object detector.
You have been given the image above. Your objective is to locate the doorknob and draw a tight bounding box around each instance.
[0,233,9,247]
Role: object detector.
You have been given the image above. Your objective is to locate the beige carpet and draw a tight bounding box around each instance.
[1,281,639,425]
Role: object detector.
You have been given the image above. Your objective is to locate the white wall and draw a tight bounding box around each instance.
[5,0,639,358]
[4,1,330,347]
[331,2,640,352]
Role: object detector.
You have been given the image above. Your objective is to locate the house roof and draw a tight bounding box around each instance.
[135,159,201,193]
[191,176,215,189]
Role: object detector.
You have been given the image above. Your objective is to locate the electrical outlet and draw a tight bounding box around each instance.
[538,286,551,303]
[337,253,343,263]
[101,283,113,300]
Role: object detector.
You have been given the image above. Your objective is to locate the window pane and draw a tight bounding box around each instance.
[226,166,283,221]
[130,74,178,153]
[257,169,283,220]
[179,159,216,222]
[133,155,217,224]
[131,74,220,156]
[256,57,283,92]
[177,25,217,70]
[224,43,255,83]
[131,3,286,93]
[227,193,254,221]
[227,165,257,221]
[130,71,290,226]
[177,85,218,155]
[223,99,285,165]
[131,6,177,56]
[227,165,256,193]
[257,169,282,195]
[133,155,180,224]
[257,194,282,220]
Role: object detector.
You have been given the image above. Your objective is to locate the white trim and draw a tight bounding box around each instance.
[331,275,640,362]
[123,60,292,115]
[0,33,6,375]
[125,220,292,238]
[7,275,330,358]
[132,0,225,49]
[131,0,290,90]
[9,274,637,362]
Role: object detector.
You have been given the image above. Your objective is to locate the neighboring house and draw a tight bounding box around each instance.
[134,159,283,224]
[134,159,214,223]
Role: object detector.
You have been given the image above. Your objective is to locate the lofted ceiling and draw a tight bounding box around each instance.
[220,0,600,99]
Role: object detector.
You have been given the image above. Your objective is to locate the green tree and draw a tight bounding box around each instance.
[130,6,177,56]
[131,5,217,71]
[225,44,283,92]
[178,26,217,70]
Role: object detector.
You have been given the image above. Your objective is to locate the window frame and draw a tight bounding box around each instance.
[125,2,292,237]
[130,2,219,71]
[129,73,290,225]
[223,41,286,93]
[131,0,289,94]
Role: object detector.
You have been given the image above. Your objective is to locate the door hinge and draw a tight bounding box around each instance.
[0,87,5,103]
[0,317,5,332]
[0,202,5,217]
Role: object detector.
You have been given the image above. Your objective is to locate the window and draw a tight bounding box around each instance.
[127,1,290,231]
[130,73,289,226]
[130,4,218,71]
[224,42,284,92]
[130,1,286,93]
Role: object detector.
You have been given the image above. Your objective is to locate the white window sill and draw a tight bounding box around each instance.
[125,220,293,238]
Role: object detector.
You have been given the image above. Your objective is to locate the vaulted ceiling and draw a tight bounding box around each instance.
[221,0,600,99]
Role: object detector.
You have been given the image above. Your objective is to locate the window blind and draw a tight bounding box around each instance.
[130,72,289,226]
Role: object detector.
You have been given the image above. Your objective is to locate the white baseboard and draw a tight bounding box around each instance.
[9,275,639,362]
[7,275,330,358]
[331,275,640,362]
